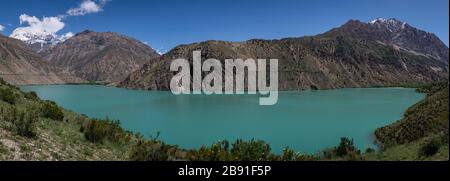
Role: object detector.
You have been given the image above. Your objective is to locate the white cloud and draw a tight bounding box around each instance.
[0,24,4,31]
[19,14,65,34]
[8,0,110,44]
[67,0,108,16]
[60,32,74,42]
[10,14,67,44]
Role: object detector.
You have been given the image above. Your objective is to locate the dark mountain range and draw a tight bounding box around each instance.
[43,30,160,83]
[119,18,449,90]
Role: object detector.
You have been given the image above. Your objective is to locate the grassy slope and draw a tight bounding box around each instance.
[375,83,448,146]
[0,80,131,160]
[370,82,449,160]
[1,78,448,161]
[364,137,448,161]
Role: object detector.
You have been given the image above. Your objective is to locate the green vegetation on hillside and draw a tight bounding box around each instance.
[1,78,448,161]
[0,79,132,160]
[372,82,449,160]
[375,82,448,146]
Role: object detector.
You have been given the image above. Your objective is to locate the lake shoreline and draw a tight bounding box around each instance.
[20,84,425,154]
[15,80,433,91]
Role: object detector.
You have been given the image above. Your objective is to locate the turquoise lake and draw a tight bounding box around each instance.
[20,85,424,154]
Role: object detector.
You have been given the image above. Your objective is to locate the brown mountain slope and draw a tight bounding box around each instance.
[0,34,82,85]
[43,30,160,83]
[324,18,449,64]
[119,19,449,90]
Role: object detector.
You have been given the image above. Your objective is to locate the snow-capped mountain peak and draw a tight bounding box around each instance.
[369,18,407,32]
[369,17,386,24]
[9,29,73,53]
[11,29,55,44]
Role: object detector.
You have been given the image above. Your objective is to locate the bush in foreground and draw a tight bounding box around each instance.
[41,101,64,121]
[230,139,272,161]
[418,136,442,157]
[0,88,17,104]
[14,111,37,138]
[24,91,39,101]
[321,137,361,160]
[2,107,37,138]
[129,139,172,161]
[80,118,126,144]
[335,137,359,157]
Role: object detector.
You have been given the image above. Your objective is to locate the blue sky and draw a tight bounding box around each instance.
[1,0,448,53]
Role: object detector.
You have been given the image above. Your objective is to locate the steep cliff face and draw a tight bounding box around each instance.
[119,19,448,91]
[44,30,160,83]
[0,34,82,85]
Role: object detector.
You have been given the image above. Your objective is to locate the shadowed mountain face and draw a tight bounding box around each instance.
[43,30,160,83]
[0,34,82,85]
[119,19,449,91]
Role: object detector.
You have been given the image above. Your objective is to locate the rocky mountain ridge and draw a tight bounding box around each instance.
[119,19,449,90]
[42,30,160,83]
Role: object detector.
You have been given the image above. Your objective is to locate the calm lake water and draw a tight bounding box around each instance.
[20,85,424,154]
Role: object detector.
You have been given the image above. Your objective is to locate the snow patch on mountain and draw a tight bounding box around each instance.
[8,14,74,52]
[10,28,73,45]
[10,29,73,53]
[369,18,408,33]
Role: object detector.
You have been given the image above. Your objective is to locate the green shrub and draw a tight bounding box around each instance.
[320,137,361,160]
[419,136,442,157]
[4,107,37,138]
[82,119,106,143]
[129,139,171,161]
[80,118,125,143]
[278,147,317,161]
[335,137,359,157]
[230,139,272,161]
[188,139,293,161]
[281,147,297,161]
[41,101,64,121]
[2,106,17,123]
[0,78,7,85]
[365,148,375,154]
[190,140,231,161]
[321,147,336,159]
[13,111,37,138]
[0,88,17,104]
[24,91,39,101]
